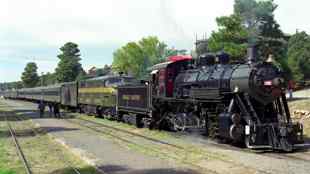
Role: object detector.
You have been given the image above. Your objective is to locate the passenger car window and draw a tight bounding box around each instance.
[105,78,123,87]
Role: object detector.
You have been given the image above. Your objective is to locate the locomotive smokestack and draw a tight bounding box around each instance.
[247,44,257,64]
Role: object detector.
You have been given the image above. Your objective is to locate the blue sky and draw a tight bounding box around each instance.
[1,0,310,82]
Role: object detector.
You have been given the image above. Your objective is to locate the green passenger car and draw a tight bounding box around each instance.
[78,75,138,115]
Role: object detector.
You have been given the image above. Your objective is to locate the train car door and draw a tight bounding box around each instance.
[166,68,175,97]
[158,69,166,97]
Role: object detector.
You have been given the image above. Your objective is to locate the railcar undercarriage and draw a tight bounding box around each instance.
[146,92,303,152]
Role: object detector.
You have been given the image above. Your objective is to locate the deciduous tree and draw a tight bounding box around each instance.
[112,36,169,78]
[209,0,287,66]
[287,32,310,81]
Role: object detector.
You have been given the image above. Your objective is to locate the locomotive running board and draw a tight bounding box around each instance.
[293,143,310,148]
[246,144,310,150]
[246,145,272,149]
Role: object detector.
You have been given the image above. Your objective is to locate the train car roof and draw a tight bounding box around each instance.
[19,84,62,91]
[148,59,192,72]
[86,75,134,81]
[40,84,62,89]
[147,61,173,71]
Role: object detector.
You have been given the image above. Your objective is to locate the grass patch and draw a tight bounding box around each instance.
[0,122,25,174]
[0,170,16,174]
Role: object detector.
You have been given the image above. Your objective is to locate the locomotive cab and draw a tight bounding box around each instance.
[149,56,193,98]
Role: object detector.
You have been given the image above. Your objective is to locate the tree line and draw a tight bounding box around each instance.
[0,42,85,90]
[112,0,310,82]
[112,36,187,79]
[1,0,309,90]
[207,0,309,81]
[21,42,86,88]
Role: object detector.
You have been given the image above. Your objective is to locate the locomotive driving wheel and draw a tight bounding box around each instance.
[172,113,187,132]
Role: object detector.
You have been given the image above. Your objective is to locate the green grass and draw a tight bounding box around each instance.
[0,123,25,174]
[0,170,16,174]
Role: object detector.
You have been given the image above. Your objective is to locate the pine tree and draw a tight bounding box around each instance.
[21,62,39,88]
[55,42,83,82]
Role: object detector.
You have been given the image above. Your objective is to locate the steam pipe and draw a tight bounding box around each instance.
[247,44,257,64]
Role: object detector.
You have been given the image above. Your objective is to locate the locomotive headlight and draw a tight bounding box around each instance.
[264,80,273,86]
[263,78,284,87]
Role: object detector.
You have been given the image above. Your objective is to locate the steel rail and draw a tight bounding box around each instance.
[13,115,82,174]
[64,118,213,173]
[71,116,310,172]
[6,116,32,174]
[76,117,184,150]
[66,117,273,174]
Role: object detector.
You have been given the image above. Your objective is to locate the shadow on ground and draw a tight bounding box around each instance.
[0,126,80,139]
[0,110,80,138]
[287,97,310,102]
[49,165,200,174]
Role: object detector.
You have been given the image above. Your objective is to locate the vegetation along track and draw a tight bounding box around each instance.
[5,114,82,174]
[65,116,276,174]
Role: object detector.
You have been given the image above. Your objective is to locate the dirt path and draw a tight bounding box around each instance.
[2,99,310,174]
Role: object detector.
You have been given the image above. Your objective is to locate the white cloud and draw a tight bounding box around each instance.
[274,0,310,34]
[2,0,235,47]
[1,0,310,82]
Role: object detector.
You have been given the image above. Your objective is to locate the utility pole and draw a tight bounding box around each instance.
[41,72,44,86]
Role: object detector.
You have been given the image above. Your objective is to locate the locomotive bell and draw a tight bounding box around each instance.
[266,54,274,63]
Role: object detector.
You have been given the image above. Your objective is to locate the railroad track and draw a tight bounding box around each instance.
[64,117,215,173]
[72,116,310,169]
[65,116,276,174]
[5,114,82,174]
[77,117,185,149]
[6,116,32,174]
[75,117,310,161]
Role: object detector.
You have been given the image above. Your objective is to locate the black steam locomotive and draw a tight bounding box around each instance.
[117,50,304,152]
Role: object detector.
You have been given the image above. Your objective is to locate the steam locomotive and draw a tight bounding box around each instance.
[2,49,303,152]
[117,49,304,152]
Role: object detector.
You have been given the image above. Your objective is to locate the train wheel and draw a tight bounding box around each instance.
[117,112,124,122]
[171,113,186,132]
[136,114,144,128]
[96,107,103,118]
[79,105,84,113]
